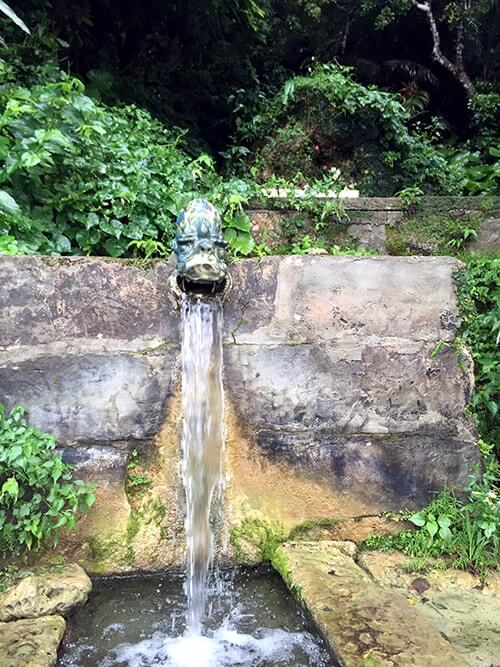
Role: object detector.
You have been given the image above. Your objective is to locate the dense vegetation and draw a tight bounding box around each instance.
[0,1,498,259]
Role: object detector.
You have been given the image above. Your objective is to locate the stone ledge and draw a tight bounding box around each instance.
[275,541,470,667]
[247,195,500,251]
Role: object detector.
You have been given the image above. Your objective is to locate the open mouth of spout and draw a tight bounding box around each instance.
[177,275,228,296]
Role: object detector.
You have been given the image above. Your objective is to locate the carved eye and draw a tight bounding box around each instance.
[177,237,194,246]
[215,240,228,249]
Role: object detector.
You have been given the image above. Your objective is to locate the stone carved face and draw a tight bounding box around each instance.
[173,199,229,292]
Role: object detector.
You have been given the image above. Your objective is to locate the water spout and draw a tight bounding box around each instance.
[170,199,232,303]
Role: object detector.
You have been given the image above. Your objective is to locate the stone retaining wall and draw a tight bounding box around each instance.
[248,196,500,252]
[0,255,479,572]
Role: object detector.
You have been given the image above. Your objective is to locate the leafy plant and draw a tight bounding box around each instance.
[455,257,500,450]
[0,404,95,557]
[0,69,262,259]
[396,186,424,211]
[409,509,453,544]
[362,472,499,576]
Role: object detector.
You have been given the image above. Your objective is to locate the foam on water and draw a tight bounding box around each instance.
[108,626,328,667]
[58,567,333,666]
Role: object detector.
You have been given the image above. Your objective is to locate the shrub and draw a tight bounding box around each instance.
[0,74,211,256]
[239,63,459,195]
[0,404,95,557]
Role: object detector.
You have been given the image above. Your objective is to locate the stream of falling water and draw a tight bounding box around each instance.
[180,295,225,636]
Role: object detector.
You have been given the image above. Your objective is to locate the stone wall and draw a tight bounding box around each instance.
[248,196,500,252]
[0,255,478,572]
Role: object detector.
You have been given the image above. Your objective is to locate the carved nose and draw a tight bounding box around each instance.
[199,239,212,251]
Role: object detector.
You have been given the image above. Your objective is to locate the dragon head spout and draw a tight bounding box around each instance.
[172,199,230,297]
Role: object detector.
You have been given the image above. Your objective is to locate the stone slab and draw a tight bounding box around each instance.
[0,256,178,348]
[0,351,178,443]
[359,551,500,667]
[224,256,463,344]
[275,541,470,667]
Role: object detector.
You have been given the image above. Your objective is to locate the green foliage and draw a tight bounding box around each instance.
[396,186,424,211]
[455,257,500,448]
[362,474,499,576]
[469,90,500,142]
[239,64,462,196]
[0,404,95,557]
[446,146,500,195]
[0,75,205,256]
[0,72,259,259]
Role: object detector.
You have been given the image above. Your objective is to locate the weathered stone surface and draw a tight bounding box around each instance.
[0,256,177,347]
[225,255,464,343]
[0,615,65,667]
[471,216,500,253]
[224,256,477,522]
[0,565,91,621]
[359,550,500,667]
[292,516,412,543]
[0,351,178,443]
[57,444,128,485]
[276,541,470,666]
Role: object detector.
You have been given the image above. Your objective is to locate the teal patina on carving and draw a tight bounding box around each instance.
[170,199,232,301]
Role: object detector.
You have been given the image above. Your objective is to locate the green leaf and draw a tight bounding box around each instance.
[55,235,71,253]
[438,526,452,542]
[409,512,426,527]
[1,477,19,498]
[231,232,255,256]
[0,190,20,214]
[226,212,252,232]
[425,520,438,538]
[224,228,237,243]
[437,515,451,529]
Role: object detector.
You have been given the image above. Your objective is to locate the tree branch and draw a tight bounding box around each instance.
[412,0,475,96]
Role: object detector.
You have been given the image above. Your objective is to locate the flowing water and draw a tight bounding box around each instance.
[58,294,333,666]
[180,296,225,635]
[58,569,333,666]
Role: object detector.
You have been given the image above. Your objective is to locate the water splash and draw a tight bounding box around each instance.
[180,296,225,635]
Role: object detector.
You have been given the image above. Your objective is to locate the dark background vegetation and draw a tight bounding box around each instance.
[7,0,500,151]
